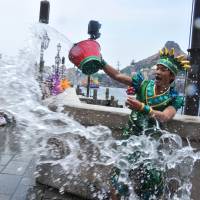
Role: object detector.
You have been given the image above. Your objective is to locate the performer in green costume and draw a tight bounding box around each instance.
[100,47,190,199]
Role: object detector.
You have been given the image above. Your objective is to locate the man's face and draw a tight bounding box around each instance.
[155,64,175,87]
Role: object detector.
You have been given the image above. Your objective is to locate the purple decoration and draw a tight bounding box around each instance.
[47,73,62,96]
[52,74,61,95]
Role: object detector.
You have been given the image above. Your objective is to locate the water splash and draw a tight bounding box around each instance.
[0,23,199,200]
[194,17,200,29]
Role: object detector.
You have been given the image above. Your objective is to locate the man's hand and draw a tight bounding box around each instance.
[126,96,143,111]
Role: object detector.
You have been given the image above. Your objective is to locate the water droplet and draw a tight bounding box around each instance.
[194,18,200,29]
[186,84,197,96]
[59,186,65,195]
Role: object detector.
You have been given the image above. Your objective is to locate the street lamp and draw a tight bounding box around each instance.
[38,0,50,75]
[55,43,62,75]
[57,43,61,52]
[42,32,50,50]
[60,56,66,79]
[39,31,50,74]
[184,0,200,116]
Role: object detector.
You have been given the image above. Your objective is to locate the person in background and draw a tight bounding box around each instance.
[100,47,190,199]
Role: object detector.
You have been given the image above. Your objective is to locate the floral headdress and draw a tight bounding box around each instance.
[157,47,191,75]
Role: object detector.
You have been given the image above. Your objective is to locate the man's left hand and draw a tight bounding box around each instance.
[126,96,142,111]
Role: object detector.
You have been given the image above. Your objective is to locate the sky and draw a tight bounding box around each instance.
[0,0,193,69]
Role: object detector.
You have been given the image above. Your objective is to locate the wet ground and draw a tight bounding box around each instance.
[0,126,83,200]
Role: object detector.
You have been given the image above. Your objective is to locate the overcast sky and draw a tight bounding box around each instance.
[0,0,193,69]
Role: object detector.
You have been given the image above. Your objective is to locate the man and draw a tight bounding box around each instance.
[100,47,190,199]
[101,47,190,137]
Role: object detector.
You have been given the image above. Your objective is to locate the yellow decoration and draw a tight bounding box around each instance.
[182,65,191,70]
[159,50,164,56]
[181,60,190,65]
[169,48,175,56]
[159,47,191,73]
[164,47,169,55]
[176,55,185,62]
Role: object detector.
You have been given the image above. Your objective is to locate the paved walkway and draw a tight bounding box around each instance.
[0,152,36,200]
[0,152,84,200]
[0,88,89,199]
[0,87,87,199]
[0,127,84,200]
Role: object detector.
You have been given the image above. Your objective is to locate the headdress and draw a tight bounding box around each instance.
[157,47,191,75]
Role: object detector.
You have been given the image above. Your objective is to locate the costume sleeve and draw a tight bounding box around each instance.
[170,96,184,111]
[131,71,144,93]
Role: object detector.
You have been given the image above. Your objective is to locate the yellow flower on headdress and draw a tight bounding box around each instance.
[169,48,175,56]
[180,60,190,65]
[182,65,191,70]
[159,49,164,56]
[164,47,169,55]
[176,55,185,62]
[180,60,191,70]
[174,55,191,70]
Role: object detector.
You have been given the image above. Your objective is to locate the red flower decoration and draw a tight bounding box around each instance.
[126,86,135,95]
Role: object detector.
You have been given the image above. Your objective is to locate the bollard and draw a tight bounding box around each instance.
[93,89,98,102]
[105,88,109,100]
[76,85,80,95]
[110,95,115,107]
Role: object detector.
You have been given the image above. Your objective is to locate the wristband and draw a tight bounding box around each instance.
[100,59,107,69]
[142,104,153,114]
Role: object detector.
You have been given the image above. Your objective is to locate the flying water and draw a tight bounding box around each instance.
[0,23,199,200]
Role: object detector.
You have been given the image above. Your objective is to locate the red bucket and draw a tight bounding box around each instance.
[68,39,102,75]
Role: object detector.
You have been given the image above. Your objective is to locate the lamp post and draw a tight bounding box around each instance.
[86,75,91,97]
[60,56,66,79]
[184,0,200,116]
[39,32,50,99]
[39,31,50,75]
[38,0,50,99]
[39,0,50,79]
[55,43,62,76]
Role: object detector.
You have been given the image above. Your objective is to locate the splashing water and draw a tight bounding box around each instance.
[0,23,199,200]
[194,17,200,29]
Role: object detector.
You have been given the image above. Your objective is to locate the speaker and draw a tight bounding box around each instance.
[88,20,101,39]
[39,1,50,24]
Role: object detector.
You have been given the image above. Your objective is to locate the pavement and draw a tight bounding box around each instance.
[0,125,84,200]
[0,87,86,199]
[0,88,94,200]
[0,151,84,200]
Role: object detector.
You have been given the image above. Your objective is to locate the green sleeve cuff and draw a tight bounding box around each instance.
[100,59,107,69]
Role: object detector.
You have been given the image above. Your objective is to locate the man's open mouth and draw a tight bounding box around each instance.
[155,76,162,81]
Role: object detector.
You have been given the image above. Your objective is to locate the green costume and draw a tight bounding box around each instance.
[111,47,189,200]
[123,71,184,138]
[112,72,184,199]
